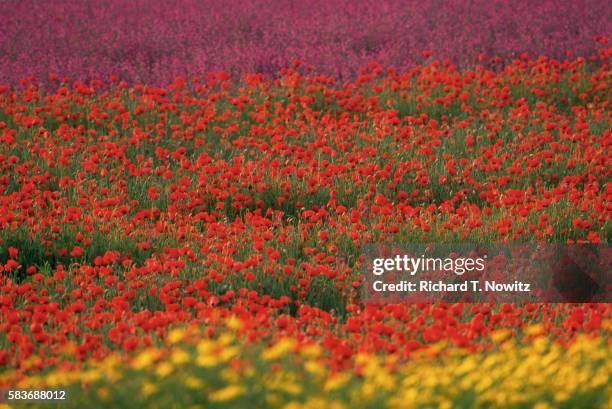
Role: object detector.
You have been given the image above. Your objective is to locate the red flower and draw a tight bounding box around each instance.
[70,246,84,258]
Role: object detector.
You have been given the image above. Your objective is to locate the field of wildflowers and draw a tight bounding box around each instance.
[0,1,611,408]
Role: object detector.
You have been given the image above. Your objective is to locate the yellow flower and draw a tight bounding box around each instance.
[554,390,569,402]
[197,354,219,368]
[59,341,77,356]
[44,371,70,387]
[439,399,452,409]
[167,328,187,344]
[282,382,303,396]
[101,354,121,370]
[221,367,240,383]
[481,354,499,369]
[589,367,609,388]
[219,333,234,346]
[455,357,477,375]
[490,329,511,343]
[21,356,42,371]
[524,324,544,336]
[133,349,159,370]
[141,382,157,397]
[426,341,448,357]
[170,348,191,365]
[185,376,203,389]
[324,373,351,392]
[209,385,244,402]
[474,375,494,392]
[219,346,239,362]
[19,374,44,388]
[500,339,516,351]
[531,337,549,353]
[263,338,296,361]
[354,353,372,365]
[227,315,244,331]
[300,344,322,358]
[389,388,418,408]
[82,369,102,383]
[156,362,174,378]
[305,360,325,377]
[197,340,216,355]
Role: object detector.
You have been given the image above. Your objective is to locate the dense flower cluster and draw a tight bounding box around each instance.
[0,55,610,402]
[0,0,610,86]
[8,322,611,408]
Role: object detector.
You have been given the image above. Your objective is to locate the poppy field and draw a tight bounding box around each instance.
[0,2,611,407]
[0,53,610,407]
